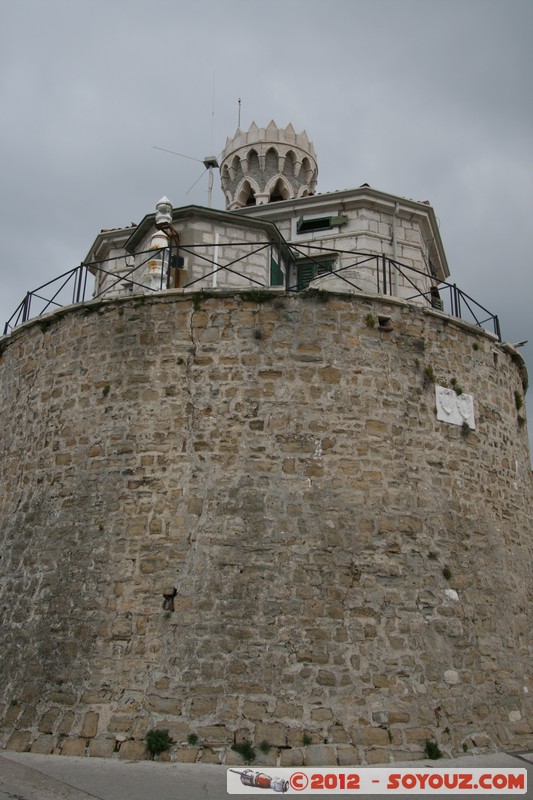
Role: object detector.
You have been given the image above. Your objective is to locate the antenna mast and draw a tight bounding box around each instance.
[238,98,241,129]
[203,156,219,208]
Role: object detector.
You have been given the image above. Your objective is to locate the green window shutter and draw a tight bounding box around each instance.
[297,262,317,291]
[297,259,335,291]
[270,256,284,287]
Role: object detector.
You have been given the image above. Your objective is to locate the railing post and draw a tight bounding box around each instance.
[75,264,84,304]
[382,254,387,295]
[22,292,31,323]
[166,241,172,289]
[454,284,462,318]
[82,265,88,301]
[494,315,501,342]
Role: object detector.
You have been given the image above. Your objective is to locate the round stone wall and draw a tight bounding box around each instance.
[0,290,531,764]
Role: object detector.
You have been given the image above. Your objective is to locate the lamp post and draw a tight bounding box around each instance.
[155,196,173,227]
[154,197,183,288]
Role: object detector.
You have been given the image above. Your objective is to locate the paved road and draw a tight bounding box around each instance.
[0,750,531,800]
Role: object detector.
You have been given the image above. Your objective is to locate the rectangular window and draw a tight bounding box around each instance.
[296,258,336,291]
[295,214,347,236]
[270,255,284,287]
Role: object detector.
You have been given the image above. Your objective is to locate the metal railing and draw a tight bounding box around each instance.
[287,244,501,339]
[2,241,501,341]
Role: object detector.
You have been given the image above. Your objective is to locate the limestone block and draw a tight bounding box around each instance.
[57,711,76,736]
[304,744,338,766]
[201,748,223,764]
[280,747,304,767]
[108,714,134,733]
[242,700,269,720]
[317,670,336,686]
[336,746,360,766]
[196,725,233,745]
[361,727,390,746]
[2,706,21,727]
[146,695,181,715]
[61,738,87,756]
[444,670,460,685]
[253,749,278,767]
[88,739,116,758]
[254,722,287,748]
[329,725,350,744]
[190,697,218,716]
[310,707,334,723]
[391,750,426,762]
[80,711,99,738]
[38,707,61,734]
[275,701,304,720]
[366,748,391,764]
[48,691,78,705]
[287,728,319,747]
[5,731,31,752]
[174,747,199,762]
[118,739,147,759]
[30,734,56,754]
[405,727,435,743]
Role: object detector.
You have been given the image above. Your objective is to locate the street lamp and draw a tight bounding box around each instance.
[154,197,184,288]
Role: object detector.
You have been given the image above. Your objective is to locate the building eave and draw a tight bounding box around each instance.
[125,204,289,254]
[233,186,450,280]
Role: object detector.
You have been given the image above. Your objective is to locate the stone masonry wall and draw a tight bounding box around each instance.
[0,290,532,765]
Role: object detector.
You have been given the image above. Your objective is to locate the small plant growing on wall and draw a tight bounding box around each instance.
[514,390,524,412]
[145,728,172,758]
[231,740,256,763]
[364,313,376,328]
[242,290,274,304]
[302,732,312,746]
[259,739,272,754]
[423,364,436,387]
[461,420,471,439]
[450,377,463,395]
[187,733,199,746]
[424,739,443,760]
[442,566,452,581]
[38,318,54,333]
[192,293,202,312]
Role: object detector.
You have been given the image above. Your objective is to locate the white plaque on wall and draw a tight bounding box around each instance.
[435,385,475,429]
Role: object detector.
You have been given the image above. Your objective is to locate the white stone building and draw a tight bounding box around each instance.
[86,121,448,309]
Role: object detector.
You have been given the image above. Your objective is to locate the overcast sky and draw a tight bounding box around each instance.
[1,0,532,455]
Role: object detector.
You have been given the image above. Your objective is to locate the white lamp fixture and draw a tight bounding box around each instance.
[155,196,173,227]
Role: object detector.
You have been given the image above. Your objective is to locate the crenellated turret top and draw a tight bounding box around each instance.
[219,120,318,210]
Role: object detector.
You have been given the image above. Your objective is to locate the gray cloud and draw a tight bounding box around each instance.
[1,0,531,454]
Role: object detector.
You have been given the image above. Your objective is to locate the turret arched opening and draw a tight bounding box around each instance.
[234,177,261,207]
[265,147,279,175]
[265,175,293,203]
[283,150,297,178]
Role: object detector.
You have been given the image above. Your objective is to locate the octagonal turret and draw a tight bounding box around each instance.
[219,120,318,209]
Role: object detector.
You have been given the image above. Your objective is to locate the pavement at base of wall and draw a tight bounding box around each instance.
[0,750,532,800]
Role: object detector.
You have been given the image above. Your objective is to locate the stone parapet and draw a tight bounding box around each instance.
[0,290,531,763]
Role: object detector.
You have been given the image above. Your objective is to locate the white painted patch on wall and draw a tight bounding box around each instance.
[435,385,475,429]
[445,588,459,602]
[444,669,460,685]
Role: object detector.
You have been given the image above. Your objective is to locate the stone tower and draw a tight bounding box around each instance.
[0,122,532,767]
[220,120,318,209]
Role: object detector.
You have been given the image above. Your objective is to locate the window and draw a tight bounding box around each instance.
[270,255,284,287]
[296,258,336,291]
[295,214,347,236]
